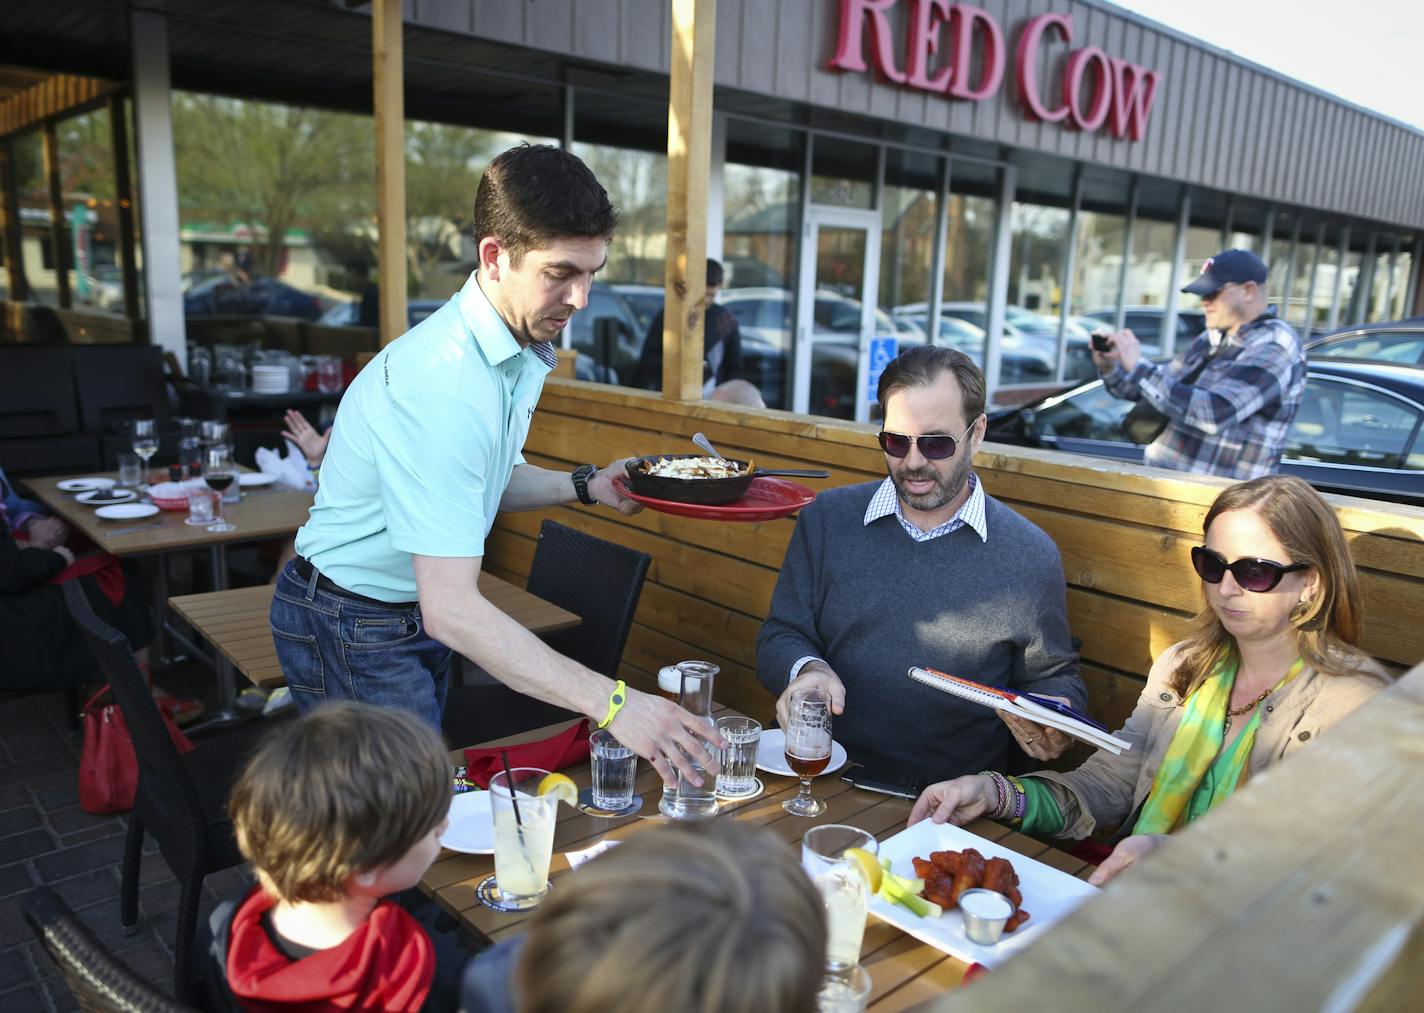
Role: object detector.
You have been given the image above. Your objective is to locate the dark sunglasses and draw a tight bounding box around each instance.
[1190,546,1309,593]
[878,419,979,461]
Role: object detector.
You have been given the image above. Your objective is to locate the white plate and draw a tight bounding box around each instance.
[76,488,137,505]
[238,472,277,487]
[439,790,494,854]
[867,819,1099,968]
[755,728,848,777]
[94,503,160,521]
[58,477,116,493]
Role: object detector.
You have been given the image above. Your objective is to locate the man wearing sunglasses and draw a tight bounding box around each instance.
[756,346,1086,787]
[1093,248,1306,479]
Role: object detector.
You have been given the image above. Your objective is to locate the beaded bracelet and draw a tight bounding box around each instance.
[992,771,1013,820]
[1005,774,1028,823]
[980,770,1005,820]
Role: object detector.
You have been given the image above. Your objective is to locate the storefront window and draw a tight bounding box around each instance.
[1265,223,1293,317]
[940,161,998,376]
[571,143,667,287]
[1120,216,1177,355]
[810,135,875,209]
[723,121,804,410]
[1310,241,1340,336]
[1177,225,1222,326]
[1288,227,1320,329]
[1364,241,1394,323]
[1391,247,1415,320]
[878,148,940,347]
[1005,200,1071,384]
[1337,245,1364,328]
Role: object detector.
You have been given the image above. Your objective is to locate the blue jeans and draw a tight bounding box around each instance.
[269,558,451,729]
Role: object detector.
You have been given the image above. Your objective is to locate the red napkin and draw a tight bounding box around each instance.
[50,553,125,607]
[463,719,591,788]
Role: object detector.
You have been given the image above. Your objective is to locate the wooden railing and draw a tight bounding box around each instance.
[486,379,1424,735]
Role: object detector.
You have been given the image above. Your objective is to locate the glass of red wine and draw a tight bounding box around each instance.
[204,447,237,533]
[782,687,832,817]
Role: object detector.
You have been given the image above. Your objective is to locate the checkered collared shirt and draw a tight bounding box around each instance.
[862,472,988,543]
[1104,315,1305,479]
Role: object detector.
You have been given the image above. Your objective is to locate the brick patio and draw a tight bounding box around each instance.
[0,669,249,1011]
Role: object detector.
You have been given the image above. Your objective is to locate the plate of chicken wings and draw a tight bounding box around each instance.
[868,819,1099,968]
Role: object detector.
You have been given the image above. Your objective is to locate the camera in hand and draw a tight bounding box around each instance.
[1090,331,1113,353]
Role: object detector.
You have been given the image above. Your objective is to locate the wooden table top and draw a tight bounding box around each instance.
[169,573,582,689]
[26,472,315,555]
[423,714,1097,1011]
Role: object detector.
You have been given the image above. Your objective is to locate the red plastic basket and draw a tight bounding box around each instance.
[149,494,191,512]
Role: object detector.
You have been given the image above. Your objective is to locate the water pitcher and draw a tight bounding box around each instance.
[659,661,720,819]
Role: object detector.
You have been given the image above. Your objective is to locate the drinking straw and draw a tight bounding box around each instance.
[501,749,524,828]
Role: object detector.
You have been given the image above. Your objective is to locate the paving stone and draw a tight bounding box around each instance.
[0,786,27,811]
[0,699,53,741]
[0,985,45,1013]
[137,879,181,918]
[40,973,79,1012]
[0,831,53,866]
[45,870,118,911]
[117,942,173,991]
[55,825,124,849]
[0,950,27,991]
[33,837,126,883]
[29,776,77,812]
[0,897,32,948]
[0,809,40,838]
[0,757,69,789]
[2,737,74,765]
[0,864,33,899]
[43,807,117,838]
[24,939,58,980]
[204,867,253,899]
[137,854,174,887]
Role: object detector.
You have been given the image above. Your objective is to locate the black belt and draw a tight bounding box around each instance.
[293,556,419,609]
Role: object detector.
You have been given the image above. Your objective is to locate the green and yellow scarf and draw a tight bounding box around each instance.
[1133,655,1304,836]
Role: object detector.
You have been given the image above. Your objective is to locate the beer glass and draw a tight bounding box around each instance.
[715,716,761,798]
[783,687,832,817]
[478,767,558,912]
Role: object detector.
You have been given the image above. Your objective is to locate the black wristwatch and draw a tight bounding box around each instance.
[571,464,599,506]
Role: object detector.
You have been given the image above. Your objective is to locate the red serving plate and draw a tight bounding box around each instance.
[612,475,815,522]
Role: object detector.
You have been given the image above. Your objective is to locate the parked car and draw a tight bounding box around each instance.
[566,283,644,384]
[1306,320,1424,367]
[610,283,664,336]
[985,359,1424,506]
[1081,306,1204,350]
[184,276,323,320]
[316,298,447,329]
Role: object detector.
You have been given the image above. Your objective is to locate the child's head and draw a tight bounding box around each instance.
[229,701,450,903]
[515,820,826,1013]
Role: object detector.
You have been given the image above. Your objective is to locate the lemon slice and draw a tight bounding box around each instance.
[843,847,883,894]
[537,772,579,806]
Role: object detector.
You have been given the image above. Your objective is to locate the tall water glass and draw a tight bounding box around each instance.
[715,716,761,798]
[803,825,877,971]
[116,453,143,488]
[480,767,558,912]
[589,729,637,811]
[817,964,872,1013]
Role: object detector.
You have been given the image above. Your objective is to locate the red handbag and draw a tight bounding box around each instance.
[78,686,195,814]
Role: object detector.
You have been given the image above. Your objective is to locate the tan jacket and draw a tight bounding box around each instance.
[1032,642,1390,840]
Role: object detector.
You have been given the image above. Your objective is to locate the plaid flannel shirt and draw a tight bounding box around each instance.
[1104,316,1306,479]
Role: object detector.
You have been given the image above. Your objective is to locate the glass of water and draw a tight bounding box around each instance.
[715,716,761,798]
[116,453,143,488]
[589,729,636,811]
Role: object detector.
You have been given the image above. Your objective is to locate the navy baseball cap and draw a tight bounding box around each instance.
[1181,249,1268,296]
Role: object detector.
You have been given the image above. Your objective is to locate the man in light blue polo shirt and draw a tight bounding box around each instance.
[271,145,719,787]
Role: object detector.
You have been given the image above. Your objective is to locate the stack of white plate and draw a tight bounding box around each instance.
[251,364,290,395]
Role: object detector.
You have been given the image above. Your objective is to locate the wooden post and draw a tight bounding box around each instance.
[108,94,140,320]
[661,0,716,401]
[0,138,28,307]
[372,0,408,347]
[42,119,71,309]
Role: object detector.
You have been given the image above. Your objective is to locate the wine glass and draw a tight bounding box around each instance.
[203,447,237,532]
[131,419,159,486]
[782,687,832,817]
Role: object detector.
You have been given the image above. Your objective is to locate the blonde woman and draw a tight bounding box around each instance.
[908,475,1389,885]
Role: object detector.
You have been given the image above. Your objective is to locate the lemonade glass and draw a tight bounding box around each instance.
[478,767,558,912]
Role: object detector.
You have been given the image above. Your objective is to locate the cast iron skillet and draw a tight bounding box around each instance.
[624,454,830,506]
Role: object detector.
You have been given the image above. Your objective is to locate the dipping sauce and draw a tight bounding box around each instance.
[958,888,1015,945]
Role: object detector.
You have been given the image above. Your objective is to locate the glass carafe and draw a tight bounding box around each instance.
[659,661,720,819]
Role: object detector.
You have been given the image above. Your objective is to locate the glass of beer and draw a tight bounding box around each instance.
[657,664,682,702]
[782,687,832,817]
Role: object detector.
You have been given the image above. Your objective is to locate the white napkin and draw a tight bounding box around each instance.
[255,440,317,492]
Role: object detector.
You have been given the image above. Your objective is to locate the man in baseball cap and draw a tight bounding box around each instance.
[1091,248,1306,479]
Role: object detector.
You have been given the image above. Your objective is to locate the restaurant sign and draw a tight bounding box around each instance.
[828,1,1161,142]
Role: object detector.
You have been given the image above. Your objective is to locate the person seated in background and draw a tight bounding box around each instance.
[757,346,1086,787]
[268,408,330,583]
[198,701,477,1012]
[908,475,1390,886]
[462,819,826,1013]
[631,258,763,407]
[1,466,68,551]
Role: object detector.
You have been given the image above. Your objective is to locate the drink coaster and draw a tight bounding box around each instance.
[715,776,764,802]
[475,873,550,912]
[576,787,643,817]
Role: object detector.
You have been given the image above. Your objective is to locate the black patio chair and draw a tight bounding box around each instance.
[61,580,267,1003]
[22,886,197,1012]
[443,519,651,742]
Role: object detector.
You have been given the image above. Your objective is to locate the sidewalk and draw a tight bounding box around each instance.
[0,672,249,1011]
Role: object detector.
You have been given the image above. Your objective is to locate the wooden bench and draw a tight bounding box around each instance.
[169,574,582,689]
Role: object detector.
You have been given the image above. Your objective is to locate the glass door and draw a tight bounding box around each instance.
[794,207,884,422]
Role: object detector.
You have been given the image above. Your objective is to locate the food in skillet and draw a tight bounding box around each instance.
[638,456,749,480]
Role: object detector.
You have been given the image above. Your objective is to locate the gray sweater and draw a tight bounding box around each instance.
[756,481,1085,785]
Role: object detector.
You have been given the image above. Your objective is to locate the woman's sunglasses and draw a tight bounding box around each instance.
[877,419,978,461]
[1190,546,1309,593]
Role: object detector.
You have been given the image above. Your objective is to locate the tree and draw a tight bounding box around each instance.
[402,122,496,295]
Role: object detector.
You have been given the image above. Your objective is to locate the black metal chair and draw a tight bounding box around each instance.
[62,580,267,1003]
[22,886,197,1012]
[443,519,651,742]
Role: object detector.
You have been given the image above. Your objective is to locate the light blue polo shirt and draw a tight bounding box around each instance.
[294,272,553,602]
